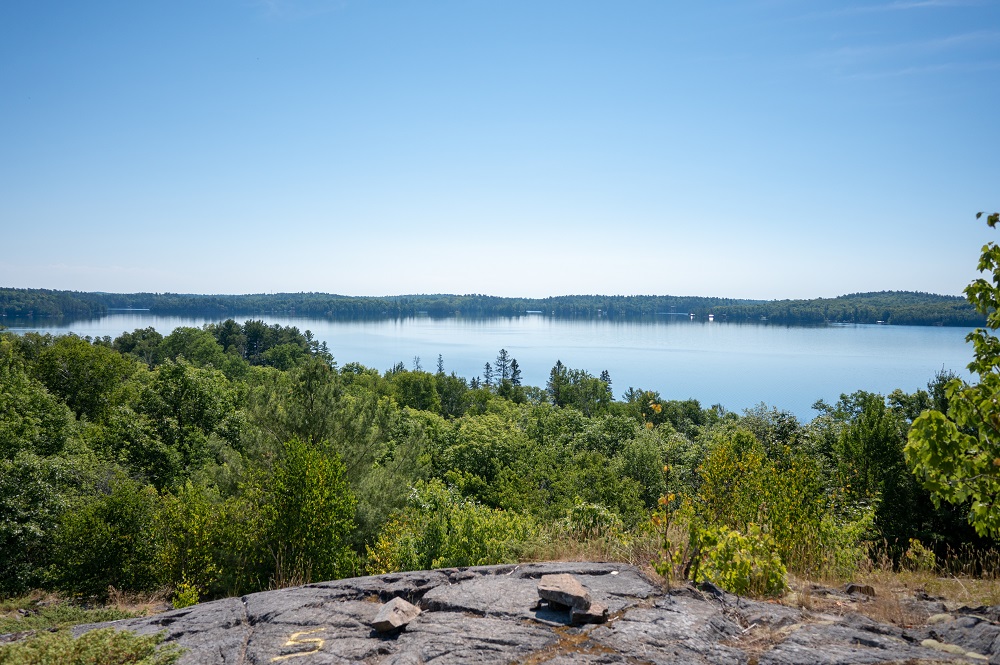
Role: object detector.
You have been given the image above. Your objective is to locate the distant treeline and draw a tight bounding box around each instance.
[0,287,985,327]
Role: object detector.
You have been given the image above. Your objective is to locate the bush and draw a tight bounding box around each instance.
[51,476,163,599]
[563,500,623,541]
[366,481,535,574]
[697,429,843,573]
[171,579,199,609]
[903,538,937,573]
[266,438,358,585]
[653,499,786,596]
[0,627,182,665]
[0,601,136,635]
[697,524,787,596]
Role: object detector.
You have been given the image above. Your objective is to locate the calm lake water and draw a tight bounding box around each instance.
[3,314,977,420]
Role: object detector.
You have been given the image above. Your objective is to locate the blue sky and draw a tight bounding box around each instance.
[1,0,998,299]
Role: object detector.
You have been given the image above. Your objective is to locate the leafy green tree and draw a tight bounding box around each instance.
[437,372,470,418]
[390,370,441,413]
[907,212,1000,537]
[562,368,612,416]
[834,393,905,501]
[615,431,668,510]
[33,335,137,423]
[159,327,233,371]
[660,399,710,437]
[51,474,163,598]
[265,438,357,584]
[112,326,164,366]
[138,359,239,485]
[101,404,183,490]
[0,453,78,595]
[0,337,75,459]
[261,343,307,370]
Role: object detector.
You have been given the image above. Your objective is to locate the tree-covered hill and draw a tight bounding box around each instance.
[0,287,984,326]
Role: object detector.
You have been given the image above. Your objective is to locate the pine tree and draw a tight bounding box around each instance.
[547,360,567,405]
[600,369,612,397]
[495,349,511,381]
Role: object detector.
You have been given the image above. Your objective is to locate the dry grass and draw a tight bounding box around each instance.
[0,590,62,614]
[783,547,1000,628]
[781,574,934,627]
[523,528,1000,627]
[105,587,172,617]
[0,588,171,636]
[725,624,788,665]
[520,527,664,577]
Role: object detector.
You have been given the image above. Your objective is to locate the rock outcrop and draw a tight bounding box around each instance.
[35,562,1000,664]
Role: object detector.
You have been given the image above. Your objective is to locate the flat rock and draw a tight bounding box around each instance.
[372,597,421,632]
[915,614,1000,659]
[538,573,592,610]
[4,563,987,665]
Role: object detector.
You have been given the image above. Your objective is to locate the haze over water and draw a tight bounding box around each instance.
[6,314,975,420]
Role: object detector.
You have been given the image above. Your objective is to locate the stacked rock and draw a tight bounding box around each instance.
[536,573,609,625]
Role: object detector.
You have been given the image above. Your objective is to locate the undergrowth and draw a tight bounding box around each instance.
[0,627,182,665]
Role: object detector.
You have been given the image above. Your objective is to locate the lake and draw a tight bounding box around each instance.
[3,313,977,420]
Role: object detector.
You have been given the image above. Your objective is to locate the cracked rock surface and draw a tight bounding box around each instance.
[27,562,998,664]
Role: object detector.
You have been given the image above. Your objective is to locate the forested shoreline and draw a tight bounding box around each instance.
[5,217,1000,609]
[0,287,984,327]
[1,316,992,606]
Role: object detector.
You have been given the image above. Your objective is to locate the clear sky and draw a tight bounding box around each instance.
[1,1,998,299]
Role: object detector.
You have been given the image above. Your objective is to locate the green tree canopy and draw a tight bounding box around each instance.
[906,212,1000,538]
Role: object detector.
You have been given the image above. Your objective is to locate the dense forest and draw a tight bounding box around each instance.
[0,317,992,605]
[0,288,984,327]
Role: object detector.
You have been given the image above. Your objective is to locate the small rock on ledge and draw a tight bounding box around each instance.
[570,601,608,625]
[372,596,421,633]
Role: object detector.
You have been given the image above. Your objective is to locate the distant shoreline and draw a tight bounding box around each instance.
[0,287,984,328]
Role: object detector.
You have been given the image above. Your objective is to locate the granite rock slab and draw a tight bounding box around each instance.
[4,562,991,664]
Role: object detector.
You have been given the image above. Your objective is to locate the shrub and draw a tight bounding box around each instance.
[366,481,535,574]
[51,476,163,599]
[0,601,136,635]
[903,538,937,573]
[652,494,702,589]
[171,578,199,609]
[697,524,787,596]
[697,429,846,574]
[266,438,358,584]
[653,498,787,596]
[563,500,623,541]
[0,627,182,665]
